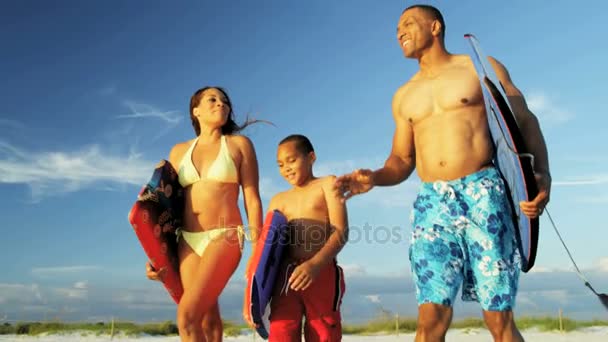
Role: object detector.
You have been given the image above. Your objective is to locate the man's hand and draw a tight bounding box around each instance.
[520,172,551,218]
[288,261,322,291]
[334,169,375,202]
[145,261,166,282]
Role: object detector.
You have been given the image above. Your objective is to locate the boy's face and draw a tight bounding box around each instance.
[277,141,315,186]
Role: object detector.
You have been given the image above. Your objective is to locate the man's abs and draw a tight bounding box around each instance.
[414,108,494,182]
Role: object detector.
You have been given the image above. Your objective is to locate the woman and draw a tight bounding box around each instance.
[146,86,262,341]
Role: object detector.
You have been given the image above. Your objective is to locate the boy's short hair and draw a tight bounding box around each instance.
[279,134,315,155]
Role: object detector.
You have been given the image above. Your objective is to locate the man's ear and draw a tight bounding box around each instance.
[309,151,317,164]
[431,20,442,38]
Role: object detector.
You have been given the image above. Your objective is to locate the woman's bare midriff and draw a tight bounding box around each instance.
[182,181,243,232]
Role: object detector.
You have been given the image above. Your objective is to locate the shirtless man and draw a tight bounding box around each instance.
[335,5,551,342]
[266,134,348,342]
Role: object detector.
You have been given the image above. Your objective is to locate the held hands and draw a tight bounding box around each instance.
[145,261,166,282]
[334,169,375,202]
[288,260,322,292]
[519,172,551,219]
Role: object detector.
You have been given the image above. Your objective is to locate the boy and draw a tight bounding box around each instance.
[267,134,348,342]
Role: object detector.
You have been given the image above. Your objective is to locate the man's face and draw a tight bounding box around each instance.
[396,9,433,58]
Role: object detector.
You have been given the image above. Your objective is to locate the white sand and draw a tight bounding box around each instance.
[1,327,607,341]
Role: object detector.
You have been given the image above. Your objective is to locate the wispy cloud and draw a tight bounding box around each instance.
[595,257,608,272]
[554,174,608,186]
[3,264,608,322]
[0,118,24,129]
[117,101,182,125]
[575,195,608,204]
[55,282,89,300]
[341,263,368,277]
[31,266,101,277]
[526,92,573,124]
[0,283,46,306]
[365,294,381,304]
[98,85,116,96]
[258,177,287,200]
[0,142,155,201]
[314,158,419,209]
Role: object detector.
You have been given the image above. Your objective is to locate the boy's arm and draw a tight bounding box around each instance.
[309,176,349,268]
[289,177,348,291]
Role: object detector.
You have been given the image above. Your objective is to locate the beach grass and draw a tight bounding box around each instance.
[0,320,245,337]
[1,317,607,336]
[342,316,608,335]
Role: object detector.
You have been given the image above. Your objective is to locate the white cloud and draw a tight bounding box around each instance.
[575,195,608,204]
[595,257,608,272]
[554,174,608,186]
[258,177,287,200]
[0,283,46,305]
[31,266,101,277]
[528,266,559,273]
[55,284,88,300]
[74,281,88,290]
[117,101,182,125]
[365,294,381,304]
[526,92,573,124]
[345,180,419,209]
[0,142,155,201]
[3,264,608,323]
[341,263,368,277]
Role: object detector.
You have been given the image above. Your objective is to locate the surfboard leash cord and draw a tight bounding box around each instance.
[545,208,608,308]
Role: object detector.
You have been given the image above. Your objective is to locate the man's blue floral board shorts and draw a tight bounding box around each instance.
[409,167,521,311]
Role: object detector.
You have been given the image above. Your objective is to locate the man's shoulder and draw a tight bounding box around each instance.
[395,73,421,97]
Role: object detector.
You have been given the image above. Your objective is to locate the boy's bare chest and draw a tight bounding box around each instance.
[282,188,327,221]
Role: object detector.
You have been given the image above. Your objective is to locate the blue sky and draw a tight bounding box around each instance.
[1,0,607,323]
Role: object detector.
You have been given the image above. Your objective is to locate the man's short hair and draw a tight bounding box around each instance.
[404,4,446,38]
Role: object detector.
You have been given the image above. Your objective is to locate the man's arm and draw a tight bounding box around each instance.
[489,57,550,176]
[373,86,416,186]
[489,57,551,217]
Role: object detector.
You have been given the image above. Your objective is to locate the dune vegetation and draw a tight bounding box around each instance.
[1,316,607,336]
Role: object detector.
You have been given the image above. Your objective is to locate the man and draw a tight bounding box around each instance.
[335,4,550,342]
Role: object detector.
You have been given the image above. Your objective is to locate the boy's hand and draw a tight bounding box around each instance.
[288,261,322,291]
[242,289,258,329]
[334,169,375,202]
[145,261,166,282]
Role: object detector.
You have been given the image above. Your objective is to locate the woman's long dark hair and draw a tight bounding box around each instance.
[189,87,264,136]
